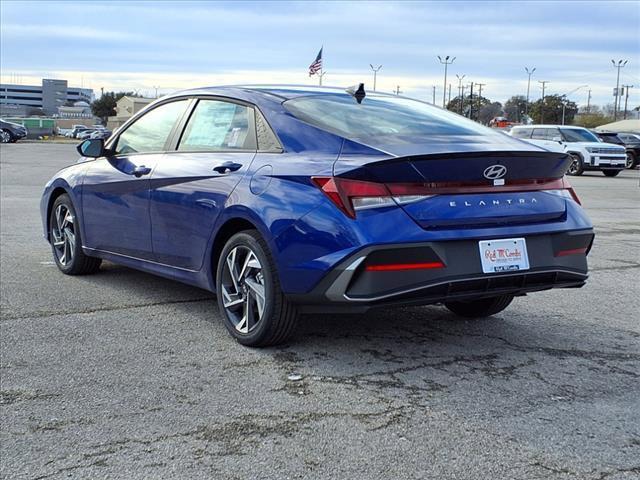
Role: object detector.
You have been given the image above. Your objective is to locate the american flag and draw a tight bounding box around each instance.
[308,47,323,76]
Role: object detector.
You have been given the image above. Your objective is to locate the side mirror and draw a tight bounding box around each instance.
[77,138,107,158]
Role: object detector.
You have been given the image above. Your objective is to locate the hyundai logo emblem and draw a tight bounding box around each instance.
[483,164,507,180]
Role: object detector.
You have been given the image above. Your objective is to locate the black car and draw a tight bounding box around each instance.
[0,119,28,143]
[594,131,640,169]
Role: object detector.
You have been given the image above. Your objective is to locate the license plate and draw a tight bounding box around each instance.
[479,238,530,273]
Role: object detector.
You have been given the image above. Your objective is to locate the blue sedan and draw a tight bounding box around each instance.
[40,85,594,346]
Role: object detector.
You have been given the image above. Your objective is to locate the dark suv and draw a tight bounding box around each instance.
[0,119,28,143]
[593,131,640,169]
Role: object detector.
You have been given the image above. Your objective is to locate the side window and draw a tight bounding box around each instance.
[531,128,548,139]
[178,100,256,151]
[511,128,532,139]
[547,128,561,140]
[115,100,189,155]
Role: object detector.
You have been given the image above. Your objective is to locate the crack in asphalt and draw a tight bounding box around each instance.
[0,296,214,322]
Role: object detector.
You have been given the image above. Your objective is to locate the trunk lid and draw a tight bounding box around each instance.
[334,139,571,229]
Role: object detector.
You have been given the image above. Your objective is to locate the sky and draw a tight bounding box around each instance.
[1,0,639,108]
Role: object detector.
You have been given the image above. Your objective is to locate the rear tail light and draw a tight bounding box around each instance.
[312,177,431,219]
[313,176,582,219]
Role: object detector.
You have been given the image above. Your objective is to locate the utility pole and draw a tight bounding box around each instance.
[525,67,536,116]
[394,85,402,95]
[432,86,436,105]
[622,85,633,119]
[611,59,628,120]
[369,64,382,92]
[100,87,104,98]
[538,80,549,123]
[153,85,159,98]
[469,82,474,119]
[460,84,466,115]
[560,85,587,125]
[456,74,466,114]
[437,55,455,108]
[476,83,486,117]
[586,89,592,113]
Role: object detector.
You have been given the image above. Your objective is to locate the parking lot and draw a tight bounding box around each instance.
[1,143,639,479]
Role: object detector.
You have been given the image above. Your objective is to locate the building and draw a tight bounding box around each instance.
[0,79,94,116]
[107,96,154,129]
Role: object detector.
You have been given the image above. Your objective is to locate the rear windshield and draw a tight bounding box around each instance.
[283,94,503,144]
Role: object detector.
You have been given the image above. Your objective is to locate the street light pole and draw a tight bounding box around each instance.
[611,59,628,120]
[525,67,536,117]
[369,64,382,92]
[432,86,436,105]
[437,55,455,108]
[538,80,549,123]
[456,74,465,114]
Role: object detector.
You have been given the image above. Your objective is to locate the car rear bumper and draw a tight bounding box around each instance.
[288,229,594,312]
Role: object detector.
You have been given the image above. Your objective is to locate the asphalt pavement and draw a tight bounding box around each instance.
[1,143,639,479]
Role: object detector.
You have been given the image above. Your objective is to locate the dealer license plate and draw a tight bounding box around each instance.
[479,238,530,273]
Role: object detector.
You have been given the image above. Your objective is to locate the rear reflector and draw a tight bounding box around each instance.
[555,247,588,257]
[365,261,445,271]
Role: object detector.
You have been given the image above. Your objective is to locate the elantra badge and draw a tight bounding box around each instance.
[483,164,507,185]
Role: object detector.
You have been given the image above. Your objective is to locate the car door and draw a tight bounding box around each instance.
[149,98,257,269]
[81,99,190,260]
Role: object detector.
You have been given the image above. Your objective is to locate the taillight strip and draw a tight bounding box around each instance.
[365,261,445,271]
[555,247,588,257]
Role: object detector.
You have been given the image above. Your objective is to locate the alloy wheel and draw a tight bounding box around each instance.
[568,155,580,175]
[0,130,10,143]
[220,245,266,334]
[626,153,634,169]
[52,204,76,266]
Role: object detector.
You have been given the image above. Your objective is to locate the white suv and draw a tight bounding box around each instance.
[509,125,627,177]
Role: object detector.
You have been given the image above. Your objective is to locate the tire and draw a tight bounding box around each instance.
[49,194,102,275]
[602,170,621,177]
[0,130,11,143]
[566,153,584,176]
[216,230,298,347]
[445,295,514,318]
[626,152,637,169]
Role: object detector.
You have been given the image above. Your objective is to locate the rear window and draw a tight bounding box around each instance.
[511,128,532,138]
[283,94,504,144]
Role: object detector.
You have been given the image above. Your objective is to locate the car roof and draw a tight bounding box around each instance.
[163,84,397,104]
[512,124,586,129]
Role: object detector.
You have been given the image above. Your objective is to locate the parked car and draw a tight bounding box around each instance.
[77,129,97,140]
[593,131,640,169]
[509,125,627,176]
[41,85,594,347]
[89,129,112,140]
[0,118,28,143]
[68,125,90,138]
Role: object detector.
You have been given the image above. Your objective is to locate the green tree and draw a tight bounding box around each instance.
[529,94,578,124]
[446,94,492,122]
[478,101,503,125]
[91,91,141,123]
[503,95,528,122]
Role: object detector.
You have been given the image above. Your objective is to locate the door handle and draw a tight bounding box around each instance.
[213,161,243,174]
[133,165,152,177]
